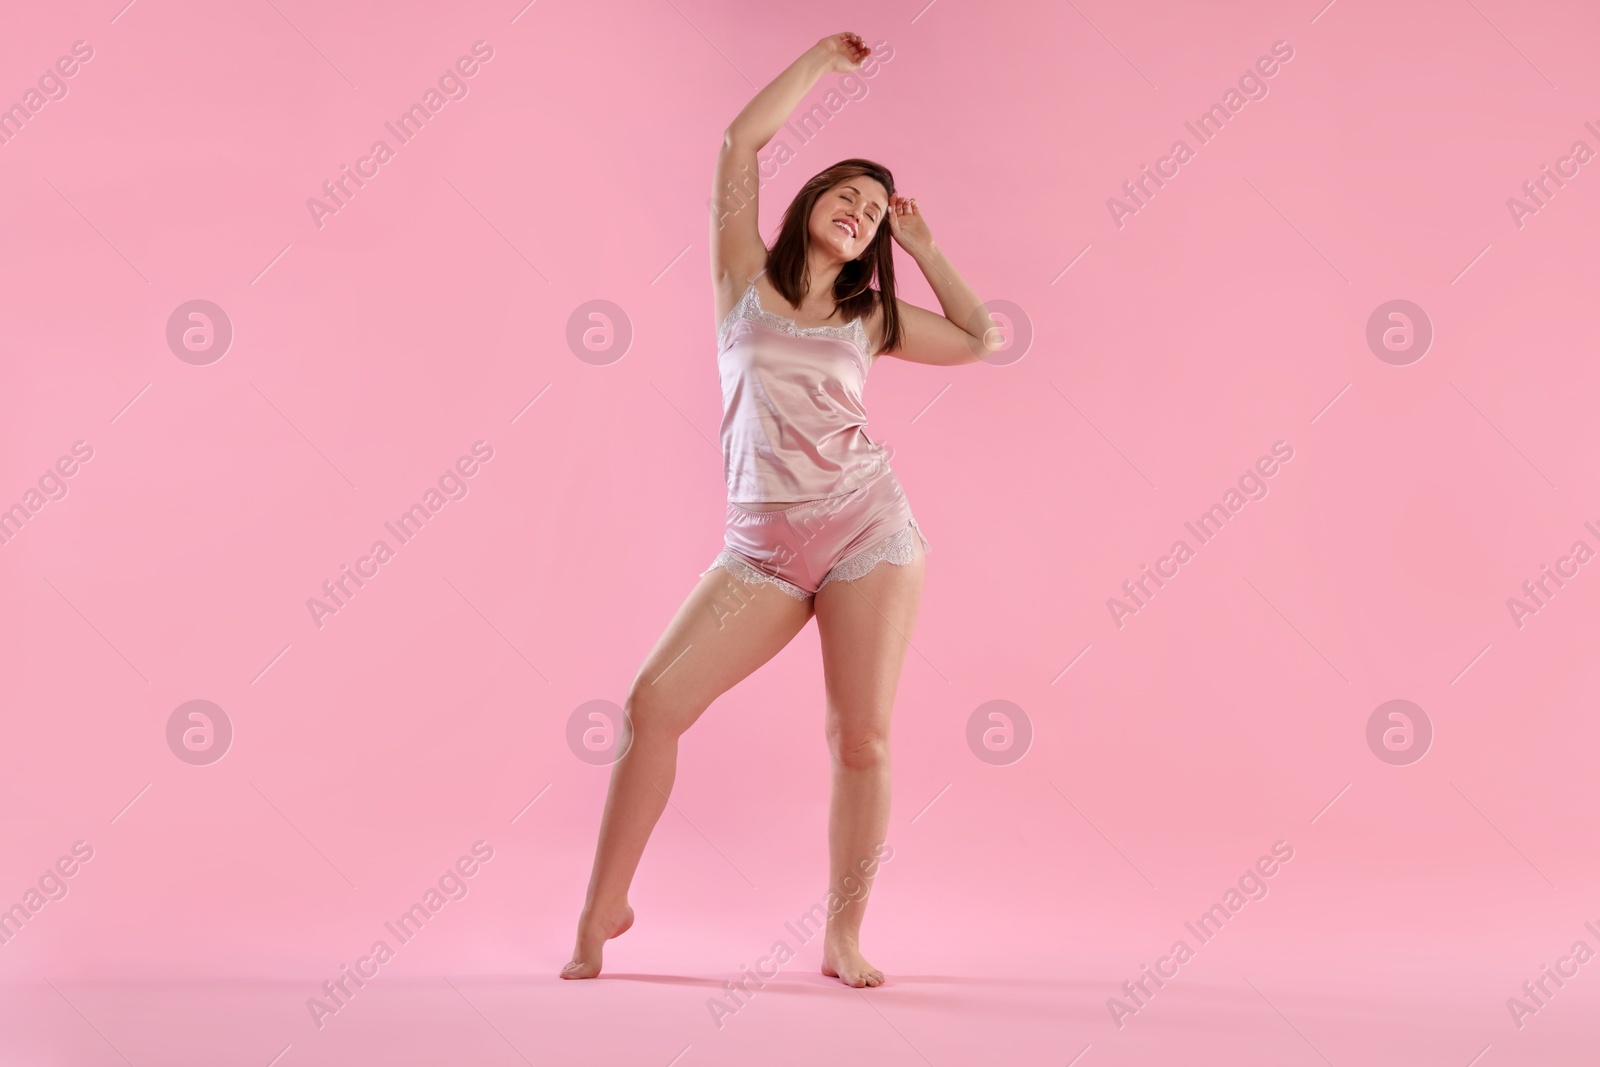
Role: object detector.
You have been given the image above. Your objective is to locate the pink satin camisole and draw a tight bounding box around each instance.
[715,277,887,503]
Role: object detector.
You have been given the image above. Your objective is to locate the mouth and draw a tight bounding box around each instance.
[833,218,858,239]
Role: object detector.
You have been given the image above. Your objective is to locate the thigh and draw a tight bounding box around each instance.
[627,563,815,736]
[813,534,927,736]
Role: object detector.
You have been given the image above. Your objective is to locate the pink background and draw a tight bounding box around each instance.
[3,0,1599,1063]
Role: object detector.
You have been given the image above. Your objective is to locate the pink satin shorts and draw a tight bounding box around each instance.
[701,464,931,600]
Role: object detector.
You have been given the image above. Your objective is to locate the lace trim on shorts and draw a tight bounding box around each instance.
[816,519,928,591]
[702,522,929,601]
[701,550,814,601]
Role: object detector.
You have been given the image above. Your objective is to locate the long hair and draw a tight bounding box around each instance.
[765,159,904,356]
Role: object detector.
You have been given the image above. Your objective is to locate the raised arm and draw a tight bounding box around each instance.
[710,34,873,303]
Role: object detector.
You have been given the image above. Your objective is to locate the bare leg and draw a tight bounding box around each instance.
[812,535,926,988]
[561,564,814,978]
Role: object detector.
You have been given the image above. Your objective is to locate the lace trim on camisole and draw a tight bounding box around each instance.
[717,279,873,363]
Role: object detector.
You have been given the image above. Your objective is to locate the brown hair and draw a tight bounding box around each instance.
[765,159,903,356]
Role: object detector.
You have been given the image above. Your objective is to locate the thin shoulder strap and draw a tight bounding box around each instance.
[717,278,759,349]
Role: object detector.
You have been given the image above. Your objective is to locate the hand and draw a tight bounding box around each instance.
[815,32,871,73]
[887,194,934,253]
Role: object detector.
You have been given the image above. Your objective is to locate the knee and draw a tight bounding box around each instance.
[624,681,698,741]
[827,721,890,770]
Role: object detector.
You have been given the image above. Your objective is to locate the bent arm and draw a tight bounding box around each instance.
[889,241,1002,366]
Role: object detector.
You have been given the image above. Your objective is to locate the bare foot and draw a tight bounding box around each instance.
[560,901,635,979]
[821,930,884,988]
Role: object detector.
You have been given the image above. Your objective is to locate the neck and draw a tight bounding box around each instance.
[802,250,847,305]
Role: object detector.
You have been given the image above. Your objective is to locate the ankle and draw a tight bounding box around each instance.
[581,897,630,922]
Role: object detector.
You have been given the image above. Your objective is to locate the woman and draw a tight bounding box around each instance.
[562,31,998,989]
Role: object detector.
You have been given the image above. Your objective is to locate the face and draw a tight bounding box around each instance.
[810,177,889,260]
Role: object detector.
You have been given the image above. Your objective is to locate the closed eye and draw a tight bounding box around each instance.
[843,194,878,222]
